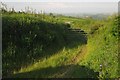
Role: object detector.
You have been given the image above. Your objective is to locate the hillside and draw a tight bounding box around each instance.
[2,10,119,79]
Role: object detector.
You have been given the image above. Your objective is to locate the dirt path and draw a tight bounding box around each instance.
[69,45,87,64]
[53,45,87,78]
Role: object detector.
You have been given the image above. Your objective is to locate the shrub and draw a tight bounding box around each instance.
[2,13,68,77]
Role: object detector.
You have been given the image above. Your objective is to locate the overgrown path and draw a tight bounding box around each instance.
[13,29,98,78]
[53,45,87,78]
[69,45,87,64]
[60,28,88,77]
[13,45,90,78]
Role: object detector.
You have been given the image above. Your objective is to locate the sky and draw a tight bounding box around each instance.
[1,0,119,2]
[1,0,119,14]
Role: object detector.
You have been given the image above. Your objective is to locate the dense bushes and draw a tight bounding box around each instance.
[112,16,120,37]
[89,23,103,34]
[80,16,119,78]
[2,14,68,77]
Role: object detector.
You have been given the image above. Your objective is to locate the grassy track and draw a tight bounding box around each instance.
[12,45,99,78]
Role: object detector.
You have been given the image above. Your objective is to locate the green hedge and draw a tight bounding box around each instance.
[2,14,68,77]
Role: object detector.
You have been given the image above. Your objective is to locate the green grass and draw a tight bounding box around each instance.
[80,16,119,78]
[2,10,119,78]
[12,45,84,77]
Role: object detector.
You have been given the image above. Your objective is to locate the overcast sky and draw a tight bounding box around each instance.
[1,0,119,2]
[3,2,118,14]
